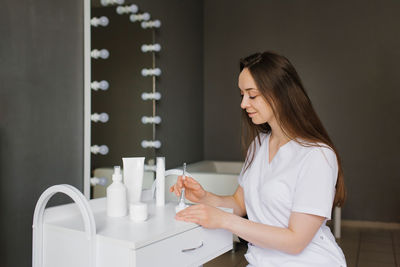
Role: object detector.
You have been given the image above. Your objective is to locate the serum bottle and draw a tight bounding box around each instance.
[107,166,127,217]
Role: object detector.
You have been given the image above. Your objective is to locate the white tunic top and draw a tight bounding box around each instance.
[238,133,346,267]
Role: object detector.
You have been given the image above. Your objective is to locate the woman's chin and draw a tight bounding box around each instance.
[251,117,262,125]
[251,117,268,125]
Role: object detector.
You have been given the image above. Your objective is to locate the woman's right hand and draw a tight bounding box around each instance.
[169,176,207,203]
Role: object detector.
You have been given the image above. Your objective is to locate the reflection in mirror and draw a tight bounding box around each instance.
[90,3,161,198]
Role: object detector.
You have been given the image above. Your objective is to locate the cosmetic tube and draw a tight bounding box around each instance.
[156,157,165,206]
[122,157,145,204]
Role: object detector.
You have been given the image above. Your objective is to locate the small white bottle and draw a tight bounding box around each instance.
[107,166,128,217]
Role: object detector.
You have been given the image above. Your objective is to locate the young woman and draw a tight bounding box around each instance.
[171,51,347,267]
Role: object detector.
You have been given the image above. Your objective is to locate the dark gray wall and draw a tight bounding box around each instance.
[204,0,400,222]
[0,0,84,266]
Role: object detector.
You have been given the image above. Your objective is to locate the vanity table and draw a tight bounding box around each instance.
[38,195,232,267]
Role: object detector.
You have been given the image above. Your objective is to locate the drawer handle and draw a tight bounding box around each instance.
[181,241,204,252]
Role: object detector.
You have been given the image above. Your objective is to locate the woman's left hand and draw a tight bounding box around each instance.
[175,204,229,229]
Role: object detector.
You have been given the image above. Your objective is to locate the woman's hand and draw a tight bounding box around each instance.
[169,176,207,203]
[175,204,230,229]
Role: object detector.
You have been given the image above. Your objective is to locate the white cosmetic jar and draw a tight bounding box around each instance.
[129,202,148,222]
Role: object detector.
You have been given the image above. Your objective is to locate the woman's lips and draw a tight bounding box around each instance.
[248,112,257,117]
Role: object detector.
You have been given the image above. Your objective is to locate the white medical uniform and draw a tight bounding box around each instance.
[238,133,346,267]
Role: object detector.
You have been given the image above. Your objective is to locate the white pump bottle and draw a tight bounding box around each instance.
[107,166,128,217]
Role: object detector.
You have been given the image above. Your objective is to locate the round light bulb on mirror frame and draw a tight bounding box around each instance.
[91,145,109,155]
[141,92,161,101]
[129,12,150,22]
[90,177,108,186]
[141,140,161,149]
[100,49,109,59]
[91,80,109,91]
[101,0,124,6]
[141,68,161,77]
[141,116,161,124]
[91,112,109,123]
[91,16,109,27]
[141,20,161,29]
[141,43,161,53]
[116,4,138,15]
[91,49,110,59]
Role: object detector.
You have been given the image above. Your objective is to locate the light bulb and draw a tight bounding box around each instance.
[91,145,109,155]
[91,16,109,27]
[101,0,124,6]
[141,116,161,124]
[90,177,108,186]
[91,80,109,91]
[141,43,161,53]
[141,92,161,100]
[154,44,161,51]
[99,16,109,26]
[153,140,161,149]
[99,80,109,90]
[91,49,110,59]
[99,49,109,59]
[116,4,138,14]
[100,145,109,155]
[129,12,150,22]
[141,140,161,149]
[153,68,161,76]
[141,68,161,77]
[141,20,161,29]
[142,13,150,21]
[91,113,109,123]
[99,113,109,122]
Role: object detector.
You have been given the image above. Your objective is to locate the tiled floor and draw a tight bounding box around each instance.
[205,226,400,267]
[339,227,400,267]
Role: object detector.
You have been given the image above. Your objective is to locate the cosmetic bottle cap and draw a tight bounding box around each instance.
[112,166,122,182]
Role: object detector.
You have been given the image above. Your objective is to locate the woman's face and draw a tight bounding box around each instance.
[238,68,275,125]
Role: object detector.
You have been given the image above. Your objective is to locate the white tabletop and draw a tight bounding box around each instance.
[44,198,199,250]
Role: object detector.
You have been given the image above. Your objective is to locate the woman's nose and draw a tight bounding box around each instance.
[240,96,249,109]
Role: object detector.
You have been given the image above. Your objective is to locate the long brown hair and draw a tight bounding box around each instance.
[240,51,346,207]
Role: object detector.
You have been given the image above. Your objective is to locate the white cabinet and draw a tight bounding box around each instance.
[41,198,232,267]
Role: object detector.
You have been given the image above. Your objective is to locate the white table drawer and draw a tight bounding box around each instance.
[134,226,232,267]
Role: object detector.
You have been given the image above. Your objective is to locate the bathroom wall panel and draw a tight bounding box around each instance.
[203,0,400,222]
[0,0,84,266]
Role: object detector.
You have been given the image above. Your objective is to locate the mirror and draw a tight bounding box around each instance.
[89,1,161,198]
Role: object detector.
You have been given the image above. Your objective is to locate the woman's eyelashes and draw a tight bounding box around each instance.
[239,89,257,99]
[239,93,257,99]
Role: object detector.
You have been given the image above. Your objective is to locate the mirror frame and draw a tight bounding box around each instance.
[84,0,91,198]
[84,2,161,198]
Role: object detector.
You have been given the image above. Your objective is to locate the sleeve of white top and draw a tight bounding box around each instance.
[291,146,338,220]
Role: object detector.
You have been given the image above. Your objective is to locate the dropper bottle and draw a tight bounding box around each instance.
[107,166,128,217]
